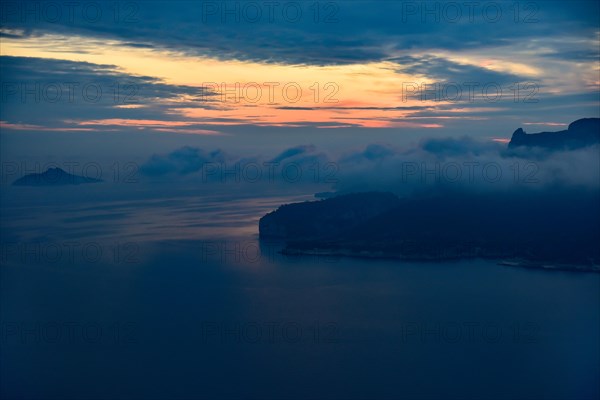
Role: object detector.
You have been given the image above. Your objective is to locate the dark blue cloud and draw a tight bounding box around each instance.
[140,146,227,176]
[0,56,218,127]
[270,144,316,163]
[2,1,598,65]
[392,55,525,85]
[419,136,502,157]
[339,144,396,164]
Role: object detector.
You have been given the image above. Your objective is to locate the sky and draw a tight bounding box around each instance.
[0,0,599,159]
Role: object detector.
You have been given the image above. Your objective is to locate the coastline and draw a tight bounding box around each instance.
[279,246,600,273]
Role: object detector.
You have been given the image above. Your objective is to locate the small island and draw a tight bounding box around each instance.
[12,167,103,186]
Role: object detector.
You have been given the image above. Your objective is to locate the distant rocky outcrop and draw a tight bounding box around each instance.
[508,118,600,150]
[259,191,600,268]
[12,167,103,186]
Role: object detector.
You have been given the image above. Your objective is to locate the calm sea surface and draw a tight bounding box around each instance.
[1,184,599,399]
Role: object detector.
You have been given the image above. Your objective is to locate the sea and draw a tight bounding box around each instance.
[1,183,598,399]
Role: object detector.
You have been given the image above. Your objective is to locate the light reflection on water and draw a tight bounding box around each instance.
[0,183,315,242]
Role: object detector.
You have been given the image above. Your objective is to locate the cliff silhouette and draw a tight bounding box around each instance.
[508,118,599,150]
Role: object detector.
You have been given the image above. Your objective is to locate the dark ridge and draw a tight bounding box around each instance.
[508,118,600,150]
[260,190,600,267]
[259,192,401,240]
